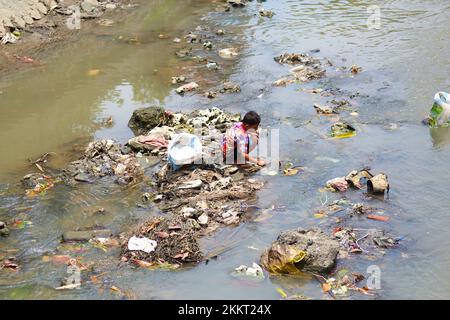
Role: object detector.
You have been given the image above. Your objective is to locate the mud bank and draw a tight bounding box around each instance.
[0,0,133,72]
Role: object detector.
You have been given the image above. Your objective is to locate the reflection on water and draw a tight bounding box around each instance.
[429,127,450,149]
[2,0,450,299]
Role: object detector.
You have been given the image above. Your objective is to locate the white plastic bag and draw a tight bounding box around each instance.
[128,236,157,253]
[168,133,202,167]
[429,92,450,127]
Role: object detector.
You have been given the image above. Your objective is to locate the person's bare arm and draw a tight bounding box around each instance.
[243,153,265,166]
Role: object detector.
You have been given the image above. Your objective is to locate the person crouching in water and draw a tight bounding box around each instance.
[221,111,266,166]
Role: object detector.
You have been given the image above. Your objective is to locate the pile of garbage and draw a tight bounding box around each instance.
[333,227,402,256]
[121,164,264,266]
[62,139,143,185]
[274,53,321,66]
[325,168,389,196]
[120,106,266,267]
[128,106,240,137]
[155,164,264,224]
[273,52,326,86]
[316,268,373,297]
[21,173,56,197]
[121,216,202,267]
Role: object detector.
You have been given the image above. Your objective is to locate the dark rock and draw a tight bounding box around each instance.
[128,106,167,135]
[220,81,241,93]
[74,172,95,183]
[260,228,339,274]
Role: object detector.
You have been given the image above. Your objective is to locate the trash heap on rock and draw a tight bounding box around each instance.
[121,216,202,267]
[62,139,143,185]
[273,52,326,86]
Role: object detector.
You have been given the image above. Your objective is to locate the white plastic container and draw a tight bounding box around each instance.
[168,133,203,167]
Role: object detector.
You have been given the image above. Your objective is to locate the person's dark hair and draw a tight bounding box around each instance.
[242,111,261,126]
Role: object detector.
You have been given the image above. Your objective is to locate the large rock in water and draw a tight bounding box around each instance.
[260,228,339,274]
[128,106,167,135]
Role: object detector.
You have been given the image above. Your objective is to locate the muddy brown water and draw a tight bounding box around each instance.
[1,0,450,299]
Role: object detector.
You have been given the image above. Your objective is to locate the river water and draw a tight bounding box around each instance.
[1,0,450,299]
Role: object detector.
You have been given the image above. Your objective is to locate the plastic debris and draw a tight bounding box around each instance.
[314,104,337,115]
[259,7,274,18]
[330,122,356,139]
[231,262,265,281]
[87,69,101,77]
[346,169,373,189]
[428,92,450,127]
[367,173,389,195]
[283,162,302,176]
[176,82,199,94]
[367,215,390,222]
[171,76,186,84]
[127,236,157,253]
[24,175,55,198]
[1,33,18,45]
[326,177,349,192]
[168,133,203,168]
[197,213,209,226]
[219,48,239,59]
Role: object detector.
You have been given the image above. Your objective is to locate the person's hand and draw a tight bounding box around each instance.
[257,159,266,167]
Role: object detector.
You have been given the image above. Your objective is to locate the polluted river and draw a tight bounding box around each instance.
[1,0,450,299]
